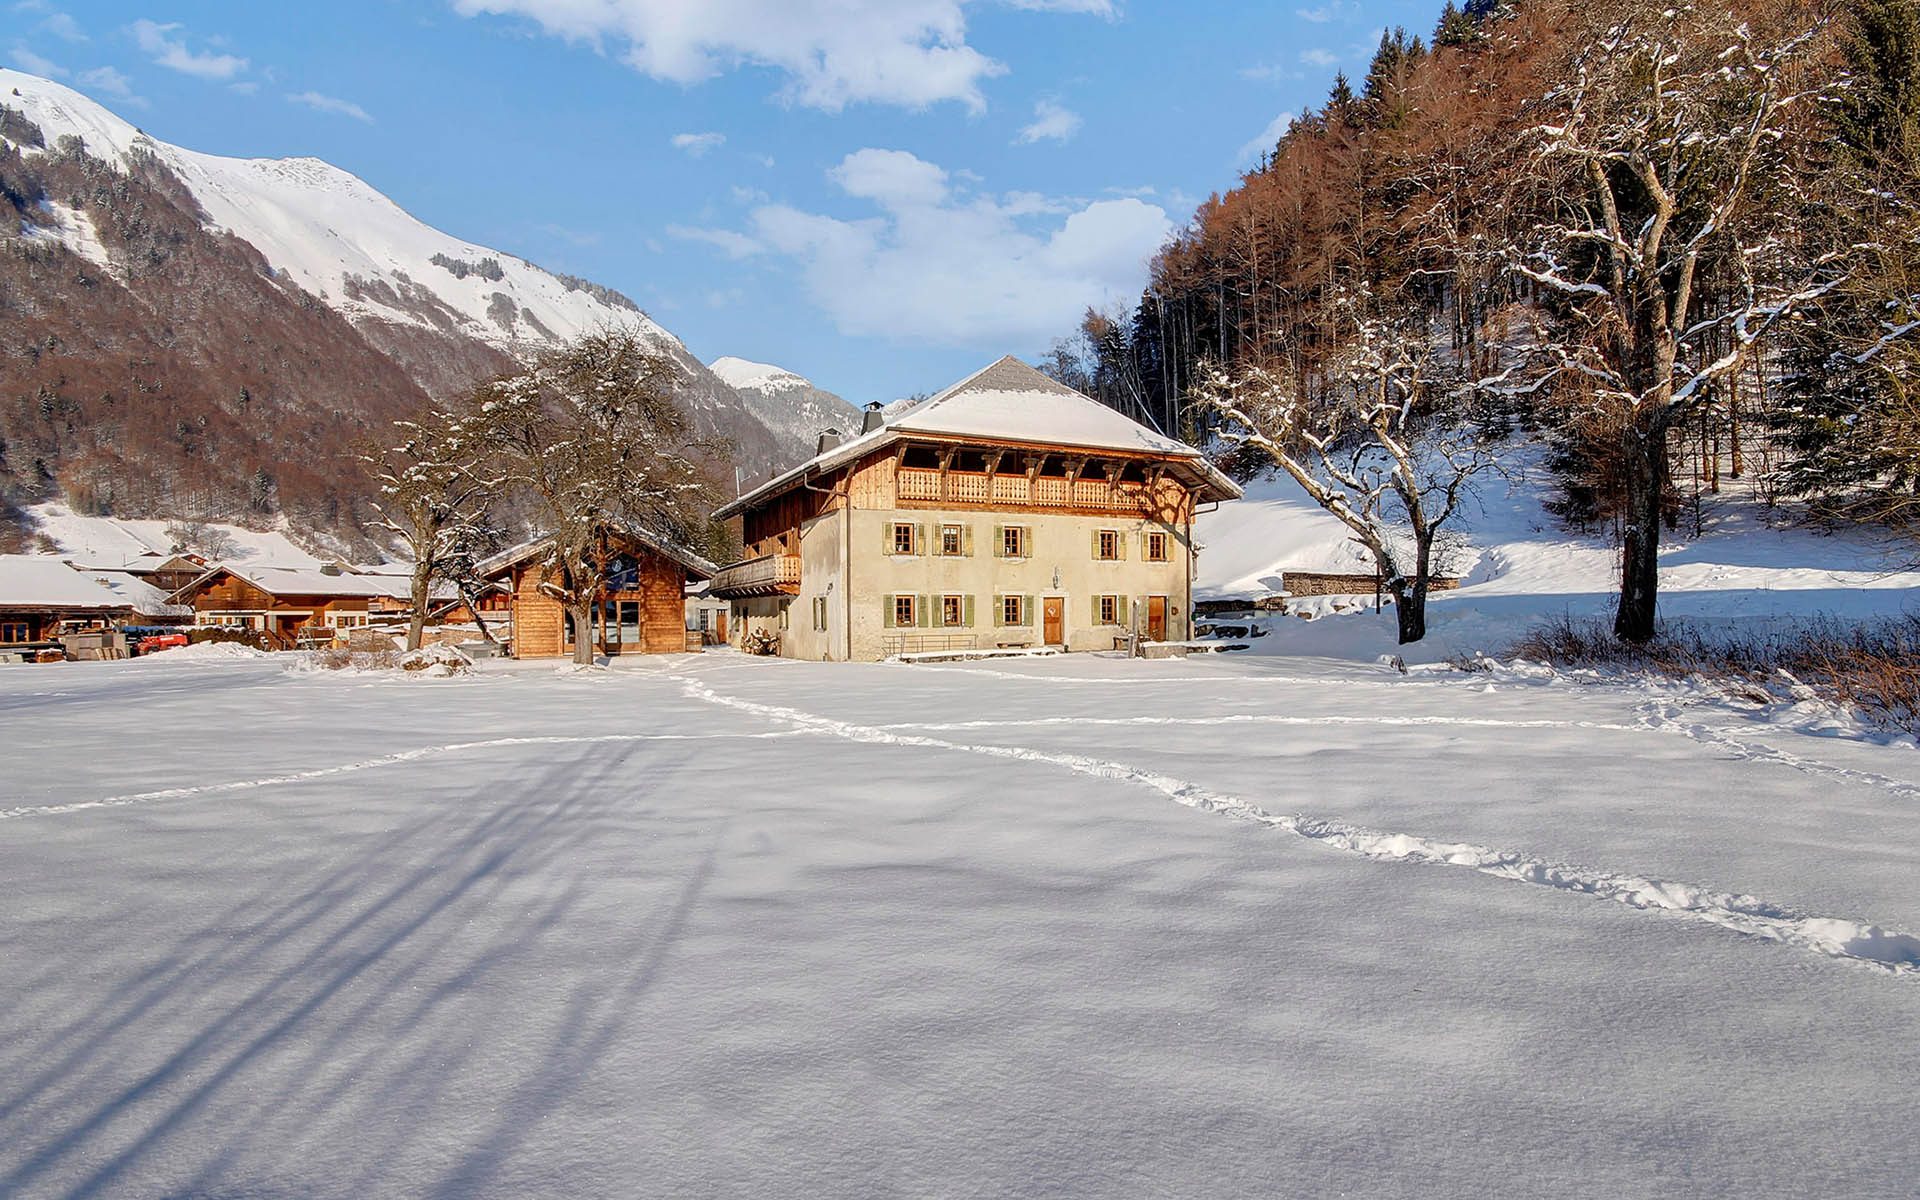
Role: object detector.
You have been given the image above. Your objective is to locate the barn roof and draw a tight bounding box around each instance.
[0,555,136,612]
[713,355,1240,520]
[473,523,718,582]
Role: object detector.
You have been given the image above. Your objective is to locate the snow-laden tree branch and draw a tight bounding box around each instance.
[470,330,722,665]
[1497,4,1843,642]
[1194,291,1498,645]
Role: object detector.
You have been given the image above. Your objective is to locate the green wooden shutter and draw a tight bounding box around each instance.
[883,521,897,555]
[883,597,895,628]
[993,595,1004,627]
[1118,531,1128,559]
[917,524,930,555]
[993,525,1005,557]
[1090,595,1102,624]
[918,595,932,627]
[1091,530,1103,559]
[1023,595,1036,626]
[963,595,975,628]
[962,525,974,557]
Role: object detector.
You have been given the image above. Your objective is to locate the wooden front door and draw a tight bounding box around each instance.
[1043,596,1064,646]
[1147,596,1168,642]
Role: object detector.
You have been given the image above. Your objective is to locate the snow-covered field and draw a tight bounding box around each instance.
[1196,461,1920,664]
[3,649,1918,1198]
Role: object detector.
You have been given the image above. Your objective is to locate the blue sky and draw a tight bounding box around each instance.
[9,0,1444,403]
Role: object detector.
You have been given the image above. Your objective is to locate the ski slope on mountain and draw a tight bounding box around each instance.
[1195,458,1920,662]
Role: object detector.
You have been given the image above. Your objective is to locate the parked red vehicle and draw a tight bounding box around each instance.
[136,633,190,655]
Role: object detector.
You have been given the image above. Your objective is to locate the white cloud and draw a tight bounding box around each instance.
[1296,2,1355,22]
[77,65,139,102]
[682,147,1171,347]
[288,90,372,122]
[1236,110,1295,166]
[1299,47,1340,68]
[8,44,64,77]
[451,0,1107,111]
[670,131,725,156]
[129,19,247,80]
[667,224,765,259]
[1015,99,1081,144]
[38,11,85,42]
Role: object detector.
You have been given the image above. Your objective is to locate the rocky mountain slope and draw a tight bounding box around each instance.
[709,357,862,454]
[0,68,805,550]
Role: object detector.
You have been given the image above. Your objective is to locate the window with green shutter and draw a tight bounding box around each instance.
[891,522,915,555]
[941,595,963,627]
[891,595,915,627]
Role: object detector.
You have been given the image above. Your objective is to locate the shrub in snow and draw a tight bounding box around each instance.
[398,644,472,676]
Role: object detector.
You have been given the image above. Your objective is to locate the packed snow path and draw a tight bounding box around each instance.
[2,653,1918,1198]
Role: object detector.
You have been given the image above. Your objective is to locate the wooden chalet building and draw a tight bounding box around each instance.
[166,563,447,648]
[477,526,717,659]
[1,555,134,647]
[709,356,1242,660]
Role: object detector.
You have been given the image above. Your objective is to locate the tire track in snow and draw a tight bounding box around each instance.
[672,673,1920,979]
[0,731,804,822]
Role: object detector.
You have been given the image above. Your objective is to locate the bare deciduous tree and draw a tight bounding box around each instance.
[1501,5,1841,641]
[360,406,496,652]
[1196,294,1496,644]
[473,330,715,665]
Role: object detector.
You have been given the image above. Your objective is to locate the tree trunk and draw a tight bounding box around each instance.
[1394,531,1433,645]
[1614,421,1667,643]
[572,596,597,665]
[407,559,431,652]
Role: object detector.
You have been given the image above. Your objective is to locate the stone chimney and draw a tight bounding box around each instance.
[861,402,886,434]
[816,428,843,455]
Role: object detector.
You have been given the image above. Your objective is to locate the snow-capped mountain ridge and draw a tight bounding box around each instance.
[0,67,829,483]
[0,69,668,355]
[709,356,862,452]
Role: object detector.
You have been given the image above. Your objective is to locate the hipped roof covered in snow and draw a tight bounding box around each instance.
[713,355,1241,520]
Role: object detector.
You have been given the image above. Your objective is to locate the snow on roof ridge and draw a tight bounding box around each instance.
[713,355,1239,520]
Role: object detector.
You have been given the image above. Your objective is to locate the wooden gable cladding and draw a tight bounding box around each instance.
[741,484,837,560]
[507,538,691,659]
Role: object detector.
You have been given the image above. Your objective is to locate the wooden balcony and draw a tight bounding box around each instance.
[710,553,802,599]
[897,468,1158,513]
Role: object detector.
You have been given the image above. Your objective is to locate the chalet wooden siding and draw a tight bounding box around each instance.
[506,544,696,659]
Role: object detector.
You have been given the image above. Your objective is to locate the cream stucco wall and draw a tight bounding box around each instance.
[838,507,1191,660]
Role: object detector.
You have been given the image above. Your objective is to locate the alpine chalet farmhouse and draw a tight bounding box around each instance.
[711,356,1241,660]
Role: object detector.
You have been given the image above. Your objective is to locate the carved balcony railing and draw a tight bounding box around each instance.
[710,553,802,599]
[895,468,1159,512]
